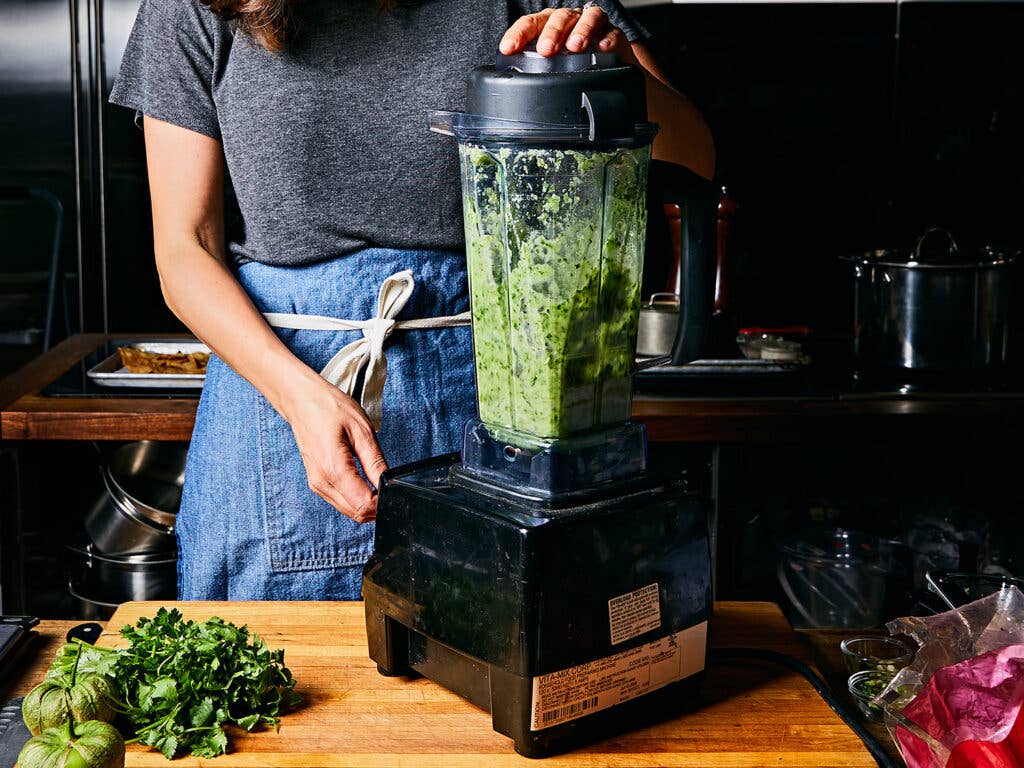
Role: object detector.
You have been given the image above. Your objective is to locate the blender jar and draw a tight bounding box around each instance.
[430,48,658,444]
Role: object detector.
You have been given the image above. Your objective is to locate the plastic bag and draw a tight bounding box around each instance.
[876,586,1024,768]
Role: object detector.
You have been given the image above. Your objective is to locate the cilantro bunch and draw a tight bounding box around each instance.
[52,608,301,760]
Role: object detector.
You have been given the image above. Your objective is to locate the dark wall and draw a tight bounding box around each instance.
[634,1,1024,336]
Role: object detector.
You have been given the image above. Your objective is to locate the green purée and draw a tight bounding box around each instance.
[459,143,650,440]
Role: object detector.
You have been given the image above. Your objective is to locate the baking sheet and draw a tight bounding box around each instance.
[636,358,803,375]
[86,341,209,389]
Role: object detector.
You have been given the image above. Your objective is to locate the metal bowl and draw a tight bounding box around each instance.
[84,441,187,554]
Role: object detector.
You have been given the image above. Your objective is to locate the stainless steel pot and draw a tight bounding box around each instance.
[67,580,119,621]
[67,543,177,603]
[637,292,680,357]
[848,235,1015,371]
[84,441,187,554]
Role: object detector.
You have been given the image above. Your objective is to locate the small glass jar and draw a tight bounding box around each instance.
[848,670,892,722]
[840,636,914,677]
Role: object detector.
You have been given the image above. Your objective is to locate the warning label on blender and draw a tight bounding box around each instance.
[529,621,708,731]
[608,583,661,645]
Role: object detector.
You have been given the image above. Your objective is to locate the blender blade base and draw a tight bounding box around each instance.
[363,452,713,758]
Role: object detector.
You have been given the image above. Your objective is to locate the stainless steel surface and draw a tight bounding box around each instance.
[67,543,177,603]
[86,341,209,389]
[637,292,680,357]
[66,580,118,620]
[2,0,172,336]
[850,252,1015,370]
[102,0,177,332]
[0,0,79,338]
[855,249,1013,270]
[107,440,186,524]
[633,354,672,372]
[638,358,801,375]
[84,440,186,554]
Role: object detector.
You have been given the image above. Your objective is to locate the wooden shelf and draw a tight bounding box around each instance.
[3,334,1022,442]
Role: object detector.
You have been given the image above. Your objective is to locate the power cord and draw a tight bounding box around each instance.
[711,647,901,768]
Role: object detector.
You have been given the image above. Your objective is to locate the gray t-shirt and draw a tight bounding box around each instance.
[110,0,646,266]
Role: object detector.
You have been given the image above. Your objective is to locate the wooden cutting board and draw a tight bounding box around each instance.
[93,601,874,768]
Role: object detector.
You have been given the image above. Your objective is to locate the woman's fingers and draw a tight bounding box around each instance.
[535,8,583,56]
[347,419,389,490]
[501,7,618,58]
[566,6,608,52]
[285,382,385,524]
[329,442,379,523]
[303,452,362,521]
[309,481,359,522]
[311,441,377,523]
[597,26,625,53]
[499,11,551,55]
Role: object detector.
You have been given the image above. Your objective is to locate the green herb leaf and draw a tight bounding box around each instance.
[191,726,228,759]
[189,698,214,728]
[109,608,300,759]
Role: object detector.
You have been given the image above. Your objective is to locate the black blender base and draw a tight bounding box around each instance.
[366,596,705,757]
[363,453,713,758]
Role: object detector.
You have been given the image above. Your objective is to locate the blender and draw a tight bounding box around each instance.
[363,46,712,758]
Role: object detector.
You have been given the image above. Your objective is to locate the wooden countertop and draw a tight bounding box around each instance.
[4,333,1021,442]
[2,601,880,767]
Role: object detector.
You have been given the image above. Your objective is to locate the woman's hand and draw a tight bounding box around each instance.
[500,6,625,58]
[279,373,388,524]
[498,5,716,179]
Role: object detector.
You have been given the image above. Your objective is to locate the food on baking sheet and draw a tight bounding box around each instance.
[118,347,209,374]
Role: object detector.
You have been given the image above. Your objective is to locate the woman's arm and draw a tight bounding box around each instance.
[500,7,715,179]
[629,43,715,180]
[144,116,386,522]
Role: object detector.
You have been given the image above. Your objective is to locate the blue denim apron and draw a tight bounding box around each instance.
[176,248,476,600]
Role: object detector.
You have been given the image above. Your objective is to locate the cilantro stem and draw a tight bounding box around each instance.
[71,642,82,688]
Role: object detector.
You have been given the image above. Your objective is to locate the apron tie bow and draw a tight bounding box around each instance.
[263,269,471,429]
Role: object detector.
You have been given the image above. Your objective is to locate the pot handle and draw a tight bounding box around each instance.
[913,227,960,261]
[645,292,680,307]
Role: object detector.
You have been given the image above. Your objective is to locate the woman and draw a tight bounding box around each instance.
[110,0,714,601]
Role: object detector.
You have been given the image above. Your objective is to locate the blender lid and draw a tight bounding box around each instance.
[429,45,657,145]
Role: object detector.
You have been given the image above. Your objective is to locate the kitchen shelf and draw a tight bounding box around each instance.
[3,334,1024,442]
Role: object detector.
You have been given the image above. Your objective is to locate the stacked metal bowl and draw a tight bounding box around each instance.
[68,441,186,618]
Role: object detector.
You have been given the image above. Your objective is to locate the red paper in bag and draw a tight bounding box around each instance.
[946,707,1024,768]
[894,644,1024,768]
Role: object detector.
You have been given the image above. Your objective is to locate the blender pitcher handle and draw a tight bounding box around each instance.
[647,161,716,365]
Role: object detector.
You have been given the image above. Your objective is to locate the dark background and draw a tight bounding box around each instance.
[636,1,1024,335]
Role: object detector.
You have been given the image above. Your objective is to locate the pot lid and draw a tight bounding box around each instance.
[847,229,1018,269]
[852,246,1016,270]
[428,45,657,146]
